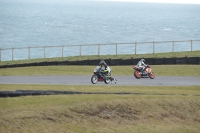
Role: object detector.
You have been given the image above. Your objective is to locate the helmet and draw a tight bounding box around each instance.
[99,60,106,66]
[141,59,145,62]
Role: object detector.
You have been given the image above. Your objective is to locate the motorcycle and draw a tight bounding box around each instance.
[132,65,155,79]
[91,66,117,84]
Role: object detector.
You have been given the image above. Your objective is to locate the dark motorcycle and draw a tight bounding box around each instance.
[132,65,155,79]
[91,66,116,84]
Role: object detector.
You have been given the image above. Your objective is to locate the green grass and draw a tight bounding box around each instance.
[0,65,200,76]
[0,85,200,133]
[0,50,200,66]
[0,84,200,95]
[0,84,200,133]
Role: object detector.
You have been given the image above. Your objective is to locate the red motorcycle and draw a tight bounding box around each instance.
[132,65,155,79]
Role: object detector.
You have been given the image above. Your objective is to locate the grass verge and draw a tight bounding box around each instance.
[0,65,200,76]
[0,85,200,133]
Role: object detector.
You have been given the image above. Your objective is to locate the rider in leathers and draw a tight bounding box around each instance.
[137,59,147,74]
[99,60,117,84]
[99,60,111,76]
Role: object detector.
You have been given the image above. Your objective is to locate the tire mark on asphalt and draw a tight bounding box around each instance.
[0,90,200,98]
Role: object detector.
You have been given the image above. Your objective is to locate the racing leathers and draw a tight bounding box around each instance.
[99,60,117,84]
[137,59,147,73]
[99,60,111,76]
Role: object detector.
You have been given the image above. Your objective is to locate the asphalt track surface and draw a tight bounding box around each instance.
[0,76,200,86]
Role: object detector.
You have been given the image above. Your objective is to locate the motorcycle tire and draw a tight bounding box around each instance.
[91,75,98,84]
[134,71,141,79]
[104,77,110,84]
[148,72,155,79]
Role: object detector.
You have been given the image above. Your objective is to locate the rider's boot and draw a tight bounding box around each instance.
[111,78,117,84]
[141,68,147,75]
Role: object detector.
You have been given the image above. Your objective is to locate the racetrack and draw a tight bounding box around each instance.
[0,76,200,86]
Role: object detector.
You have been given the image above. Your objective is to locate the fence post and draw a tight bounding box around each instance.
[191,40,193,51]
[12,47,14,61]
[80,45,82,56]
[172,40,174,52]
[116,43,118,55]
[62,46,64,57]
[98,44,100,55]
[0,48,1,62]
[28,47,30,60]
[44,46,46,58]
[135,42,137,54]
[153,41,155,54]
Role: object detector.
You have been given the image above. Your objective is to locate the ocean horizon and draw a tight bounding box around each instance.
[0,0,200,61]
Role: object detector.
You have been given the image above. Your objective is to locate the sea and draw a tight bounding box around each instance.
[0,0,200,61]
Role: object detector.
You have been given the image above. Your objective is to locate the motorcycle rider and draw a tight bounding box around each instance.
[99,60,117,84]
[136,59,147,74]
[99,60,111,76]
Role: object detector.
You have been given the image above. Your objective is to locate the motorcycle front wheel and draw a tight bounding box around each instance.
[91,75,98,84]
[134,71,141,79]
[104,77,110,84]
[148,72,155,79]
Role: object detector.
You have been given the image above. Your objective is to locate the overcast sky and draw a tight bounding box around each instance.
[96,0,200,4]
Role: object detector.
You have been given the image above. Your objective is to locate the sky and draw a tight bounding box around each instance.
[96,0,200,4]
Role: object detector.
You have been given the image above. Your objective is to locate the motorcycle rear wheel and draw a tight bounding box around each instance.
[148,72,155,79]
[91,75,98,84]
[134,71,141,79]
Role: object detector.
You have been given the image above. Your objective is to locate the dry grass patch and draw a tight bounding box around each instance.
[71,98,200,124]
